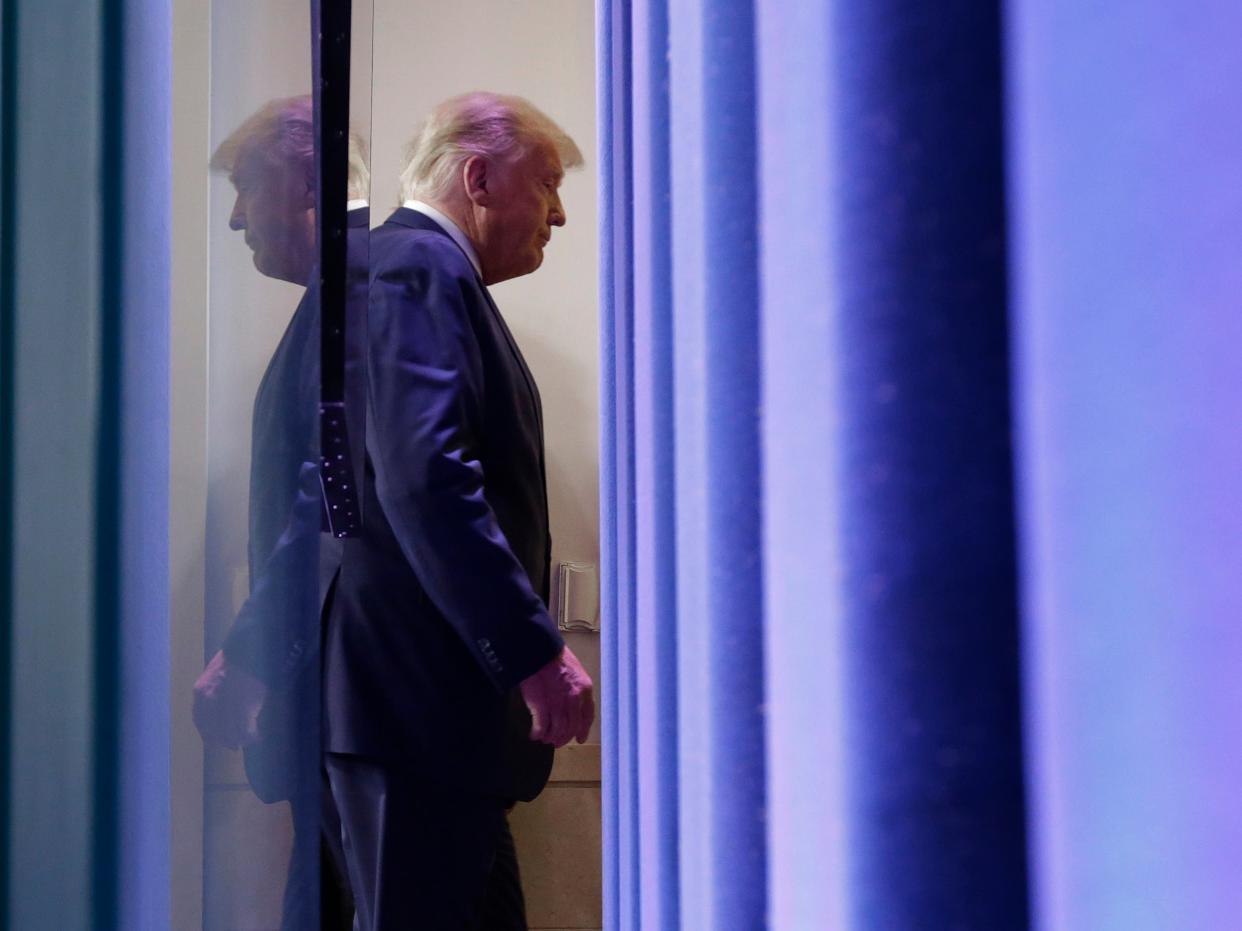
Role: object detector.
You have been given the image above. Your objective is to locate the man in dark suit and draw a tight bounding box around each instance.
[192,95,363,931]
[324,92,595,930]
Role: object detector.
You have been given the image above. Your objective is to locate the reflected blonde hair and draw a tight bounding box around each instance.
[398,92,583,203]
[211,95,371,200]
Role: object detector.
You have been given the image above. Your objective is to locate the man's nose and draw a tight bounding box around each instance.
[549,195,566,227]
[229,198,246,231]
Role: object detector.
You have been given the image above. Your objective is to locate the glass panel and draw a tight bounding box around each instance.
[170,1,370,926]
[201,8,315,926]
[171,0,599,924]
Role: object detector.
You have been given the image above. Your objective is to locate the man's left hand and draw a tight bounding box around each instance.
[519,645,595,748]
[192,649,268,750]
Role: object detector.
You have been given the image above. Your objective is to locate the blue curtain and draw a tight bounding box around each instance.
[600,0,1242,928]
[1007,1,1242,928]
[0,1,170,928]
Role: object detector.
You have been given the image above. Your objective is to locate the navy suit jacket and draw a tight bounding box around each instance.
[222,207,370,803]
[324,208,564,801]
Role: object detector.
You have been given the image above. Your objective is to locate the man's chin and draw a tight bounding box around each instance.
[252,251,290,283]
[514,254,544,279]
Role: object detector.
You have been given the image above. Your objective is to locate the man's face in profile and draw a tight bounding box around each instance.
[479,139,566,284]
[228,142,316,286]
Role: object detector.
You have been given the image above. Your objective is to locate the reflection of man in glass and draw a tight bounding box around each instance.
[324,92,595,931]
[193,95,365,931]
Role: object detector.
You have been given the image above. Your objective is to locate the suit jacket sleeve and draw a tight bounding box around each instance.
[220,460,323,689]
[221,287,327,690]
[368,235,564,692]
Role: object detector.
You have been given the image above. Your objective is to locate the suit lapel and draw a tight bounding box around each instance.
[478,286,545,444]
[385,208,546,445]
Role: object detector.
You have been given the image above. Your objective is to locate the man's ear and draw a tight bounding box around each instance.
[463,155,491,207]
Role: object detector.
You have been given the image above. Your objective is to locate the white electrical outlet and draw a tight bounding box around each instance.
[557,561,600,632]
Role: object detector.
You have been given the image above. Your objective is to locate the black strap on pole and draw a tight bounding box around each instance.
[314,0,360,538]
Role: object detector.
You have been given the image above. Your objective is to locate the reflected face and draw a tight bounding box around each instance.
[477,140,566,285]
[228,143,316,286]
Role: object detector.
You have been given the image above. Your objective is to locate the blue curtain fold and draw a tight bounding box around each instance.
[754,1,848,927]
[602,0,1029,927]
[0,1,170,927]
[665,0,768,928]
[1007,1,1242,928]
[630,0,681,929]
[116,2,172,929]
[827,1,1030,926]
[598,1,636,928]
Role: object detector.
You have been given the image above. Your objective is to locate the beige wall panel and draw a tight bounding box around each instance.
[203,788,293,931]
[511,744,603,929]
[512,785,603,930]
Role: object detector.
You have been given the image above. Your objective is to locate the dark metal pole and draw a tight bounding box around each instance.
[314,0,359,539]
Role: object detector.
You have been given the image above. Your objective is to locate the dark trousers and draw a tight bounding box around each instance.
[325,753,527,931]
[282,767,356,931]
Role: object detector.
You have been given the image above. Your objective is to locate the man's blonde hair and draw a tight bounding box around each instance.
[211,95,371,201]
[398,92,583,203]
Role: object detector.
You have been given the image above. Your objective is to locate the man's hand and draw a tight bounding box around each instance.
[192,649,268,750]
[519,645,595,748]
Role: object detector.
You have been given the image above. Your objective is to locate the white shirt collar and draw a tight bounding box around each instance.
[402,199,483,279]
[347,199,369,211]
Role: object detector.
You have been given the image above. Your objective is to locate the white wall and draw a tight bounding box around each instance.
[372,0,602,737]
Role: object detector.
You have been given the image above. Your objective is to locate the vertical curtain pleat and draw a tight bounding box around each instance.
[595,1,621,926]
[827,2,1030,927]
[598,0,638,927]
[1006,1,1242,928]
[0,1,16,917]
[0,1,169,926]
[667,1,767,929]
[4,4,106,926]
[631,0,681,928]
[117,1,171,928]
[754,2,850,928]
[603,0,1029,926]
